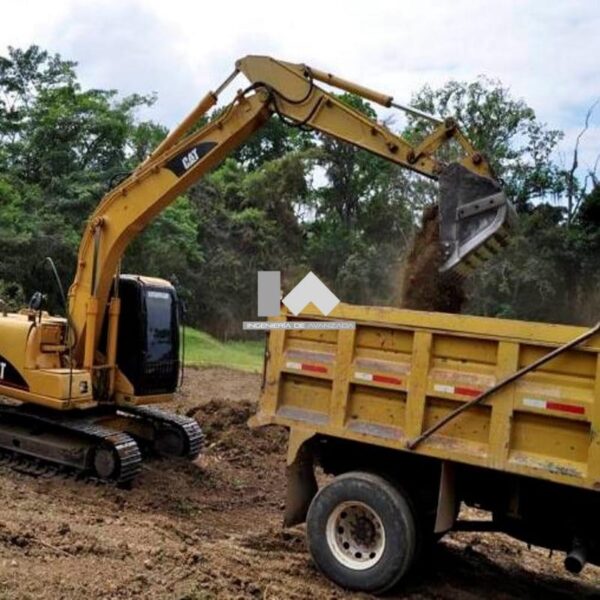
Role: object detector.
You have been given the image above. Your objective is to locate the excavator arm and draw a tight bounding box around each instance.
[68,55,515,368]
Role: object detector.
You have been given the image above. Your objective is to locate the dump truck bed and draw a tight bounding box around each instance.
[255,304,600,491]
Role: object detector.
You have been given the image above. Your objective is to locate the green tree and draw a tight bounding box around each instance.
[2,43,597,336]
[305,93,413,304]
[0,45,169,313]
[398,77,600,325]
[186,153,309,337]
[233,117,314,170]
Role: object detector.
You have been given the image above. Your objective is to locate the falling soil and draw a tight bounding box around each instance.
[0,366,599,599]
[399,204,466,313]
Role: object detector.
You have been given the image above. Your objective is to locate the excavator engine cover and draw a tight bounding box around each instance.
[438,163,516,275]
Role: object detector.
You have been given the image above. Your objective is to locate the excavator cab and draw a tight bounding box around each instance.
[438,163,516,275]
[113,275,180,396]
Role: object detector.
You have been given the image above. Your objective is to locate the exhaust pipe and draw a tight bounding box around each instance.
[564,538,587,574]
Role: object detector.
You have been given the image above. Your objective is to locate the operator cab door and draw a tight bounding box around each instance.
[116,276,180,396]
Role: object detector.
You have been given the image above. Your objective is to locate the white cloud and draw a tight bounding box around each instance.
[1,0,598,166]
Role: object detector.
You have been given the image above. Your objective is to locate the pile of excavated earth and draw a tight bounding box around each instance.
[0,366,598,599]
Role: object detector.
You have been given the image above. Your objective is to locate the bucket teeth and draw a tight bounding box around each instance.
[438,162,516,274]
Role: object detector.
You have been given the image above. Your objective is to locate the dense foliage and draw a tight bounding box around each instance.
[0,46,598,336]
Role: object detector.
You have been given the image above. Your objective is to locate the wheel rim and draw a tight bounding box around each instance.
[325,500,386,570]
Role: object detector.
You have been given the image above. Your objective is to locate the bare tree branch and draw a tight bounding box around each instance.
[589,152,600,188]
[567,99,599,224]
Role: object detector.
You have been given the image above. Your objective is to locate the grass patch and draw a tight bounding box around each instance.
[183,327,265,372]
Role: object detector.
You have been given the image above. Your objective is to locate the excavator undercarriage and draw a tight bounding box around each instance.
[0,402,203,485]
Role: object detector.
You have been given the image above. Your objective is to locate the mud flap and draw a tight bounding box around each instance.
[284,442,318,527]
[438,162,516,275]
[434,461,458,534]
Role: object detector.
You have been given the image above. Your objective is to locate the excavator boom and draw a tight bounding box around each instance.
[70,55,515,368]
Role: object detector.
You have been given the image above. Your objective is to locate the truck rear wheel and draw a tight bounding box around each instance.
[306,471,417,594]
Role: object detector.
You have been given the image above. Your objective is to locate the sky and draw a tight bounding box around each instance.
[1,0,599,173]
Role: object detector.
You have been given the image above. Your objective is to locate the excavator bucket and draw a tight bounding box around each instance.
[438,163,516,275]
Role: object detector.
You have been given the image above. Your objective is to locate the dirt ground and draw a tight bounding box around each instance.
[0,367,599,599]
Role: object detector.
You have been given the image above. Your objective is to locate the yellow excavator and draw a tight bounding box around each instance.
[0,56,515,485]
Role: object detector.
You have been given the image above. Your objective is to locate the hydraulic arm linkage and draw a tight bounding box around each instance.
[70,56,514,377]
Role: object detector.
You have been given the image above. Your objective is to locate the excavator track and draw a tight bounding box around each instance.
[0,442,139,487]
[0,402,204,487]
[0,450,107,485]
[118,405,204,460]
[0,404,142,486]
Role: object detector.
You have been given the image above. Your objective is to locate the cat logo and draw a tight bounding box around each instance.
[165,142,217,177]
[181,147,199,171]
[0,362,6,380]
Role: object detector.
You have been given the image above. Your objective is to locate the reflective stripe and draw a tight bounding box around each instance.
[354,372,373,381]
[434,383,481,397]
[355,372,402,385]
[286,361,327,374]
[373,374,403,385]
[547,401,584,415]
[302,363,328,373]
[523,397,585,415]
[434,384,454,394]
[523,398,546,409]
[455,386,481,397]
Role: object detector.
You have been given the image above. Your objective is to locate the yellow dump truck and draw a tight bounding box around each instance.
[251,303,600,593]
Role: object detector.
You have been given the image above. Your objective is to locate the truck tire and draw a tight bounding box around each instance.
[306,471,417,594]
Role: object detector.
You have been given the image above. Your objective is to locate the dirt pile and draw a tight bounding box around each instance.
[188,398,287,468]
[398,204,466,313]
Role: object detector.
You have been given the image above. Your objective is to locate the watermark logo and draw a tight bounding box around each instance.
[260,271,339,317]
[282,272,340,316]
[243,271,355,331]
